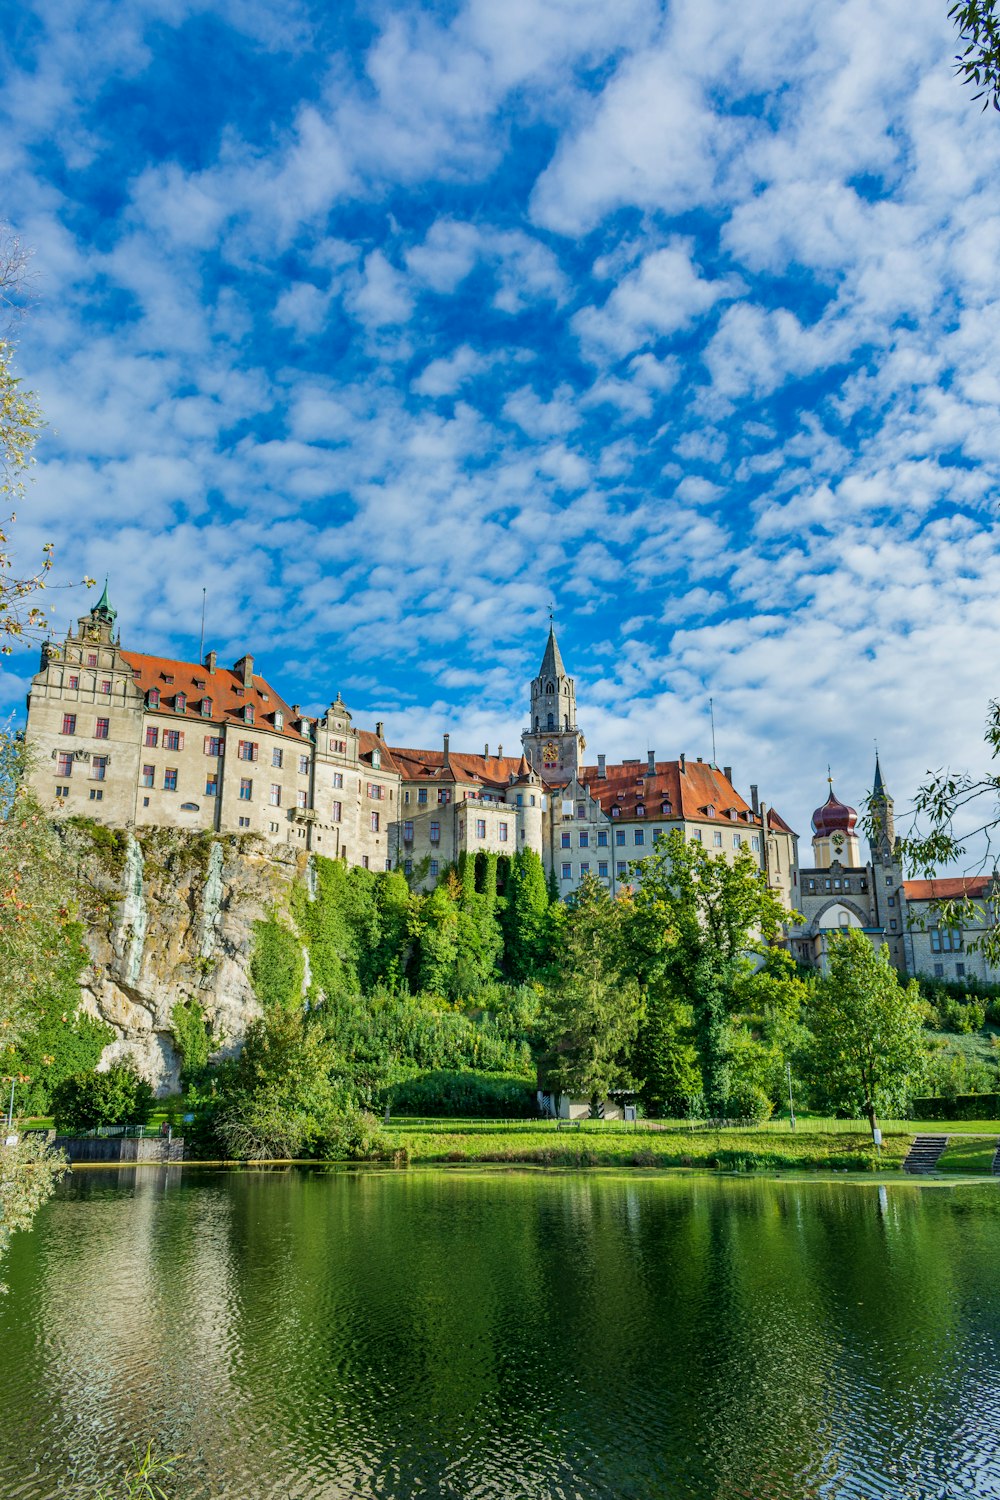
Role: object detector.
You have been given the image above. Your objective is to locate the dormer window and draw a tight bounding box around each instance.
[299,719,311,739]
[661,801,672,815]
[148,688,160,709]
[193,678,206,689]
[201,697,213,717]
[611,806,620,817]
[706,804,715,818]
[635,805,646,816]
[728,808,738,821]
[163,674,174,685]
[234,687,245,697]
[175,692,186,713]
[372,747,381,770]
[244,704,254,724]
[274,710,284,732]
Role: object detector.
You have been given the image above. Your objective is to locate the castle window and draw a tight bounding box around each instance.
[62,714,76,735]
[617,861,626,876]
[371,811,380,833]
[417,787,427,804]
[145,727,158,748]
[57,752,73,778]
[547,714,554,730]
[204,736,223,757]
[404,858,413,876]
[561,863,572,879]
[403,821,413,842]
[270,784,281,807]
[86,652,97,667]
[273,710,283,731]
[367,782,383,800]
[661,802,672,815]
[332,801,342,821]
[616,830,626,846]
[476,819,486,839]
[430,820,440,844]
[580,862,590,877]
[499,823,508,842]
[89,788,103,801]
[546,681,554,694]
[333,772,343,789]
[164,768,178,792]
[634,829,645,845]
[148,689,160,709]
[297,790,308,809]
[163,674,174,684]
[611,806,620,817]
[752,837,760,852]
[95,718,109,739]
[438,789,450,804]
[580,831,589,848]
[576,803,586,818]
[733,833,741,848]
[163,729,183,752]
[891,919,898,931]
[530,795,536,806]
[372,748,381,770]
[333,738,347,753]
[244,704,254,725]
[691,830,702,843]
[238,816,250,829]
[205,774,218,797]
[202,698,213,717]
[100,679,111,695]
[599,861,608,878]
[238,740,258,762]
[714,832,723,847]
[561,832,571,848]
[194,678,206,689]
[141,765,154,787]
[635,805,645,817]
[68,675,79,689]
[273,748,283,768]
[239,778,252,801]
[429,859,439,877]
[597,830,608,847]
[175,693,186,713]
[706,804,715,818]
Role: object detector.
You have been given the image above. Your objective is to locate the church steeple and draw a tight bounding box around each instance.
[869,752,896,863]
[90,579,117,628]
[521,619,585,781]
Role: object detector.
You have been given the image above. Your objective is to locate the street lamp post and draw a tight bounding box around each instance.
[786,1060,796,1131]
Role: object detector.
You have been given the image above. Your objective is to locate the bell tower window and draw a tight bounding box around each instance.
[547,713,554,730]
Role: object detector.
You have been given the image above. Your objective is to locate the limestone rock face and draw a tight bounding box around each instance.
[69,827,303,1094]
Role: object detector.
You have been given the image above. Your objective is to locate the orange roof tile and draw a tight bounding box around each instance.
[903,877,992,901]
[389,746,529,787]
[121,651,308,741]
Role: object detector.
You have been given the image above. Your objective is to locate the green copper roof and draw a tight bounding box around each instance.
[90,579,117,626]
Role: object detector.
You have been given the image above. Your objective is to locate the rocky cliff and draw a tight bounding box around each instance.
[67,824,304,1093]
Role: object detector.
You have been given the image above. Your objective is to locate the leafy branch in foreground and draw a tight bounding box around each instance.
[950,1,1000,110]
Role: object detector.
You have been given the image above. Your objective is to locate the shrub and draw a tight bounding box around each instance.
[724,1082,773,1123]
[250,918,304,1009]
[314,1108,393,1160]
[388,1069,539,1117]
[51,1063,155,1134]
[170,998,212,1090]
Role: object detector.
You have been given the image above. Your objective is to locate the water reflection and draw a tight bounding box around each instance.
[1,1169,999,1499]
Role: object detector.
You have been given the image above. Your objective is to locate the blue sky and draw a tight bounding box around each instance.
[3,0,1000,844]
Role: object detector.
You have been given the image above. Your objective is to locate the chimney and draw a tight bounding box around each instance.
[680,753,686,774]
[750,783,759,815]
[205,650,217,674]
[235,653,253,687]
[724,765,732,784]
[597,753,606,779]
[498,744,503,758]
[484,743,489,758]
[647,750,655,776]
[292,704,300,715]
[376,721,384,740]
[443,733,450,767]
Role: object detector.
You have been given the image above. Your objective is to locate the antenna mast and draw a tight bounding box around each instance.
[709,697,717,766]
[199,588,207,662]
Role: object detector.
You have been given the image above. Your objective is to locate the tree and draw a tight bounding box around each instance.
[0,1134,67,1293]
[502,848,552,982]
[628,830,791,1116]
[540,875,641,1108]
[50,1061,155,1133]
[950,2,1000,111]
[806,928,925,1132]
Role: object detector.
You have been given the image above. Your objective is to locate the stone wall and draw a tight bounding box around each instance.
[66,824,304,1095]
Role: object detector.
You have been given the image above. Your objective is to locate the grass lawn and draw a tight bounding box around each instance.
[384,1121,912,1172]
[936,1138,999,1175]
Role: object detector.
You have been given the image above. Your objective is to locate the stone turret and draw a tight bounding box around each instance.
[521,621,586,782]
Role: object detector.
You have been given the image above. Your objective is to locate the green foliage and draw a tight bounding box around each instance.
[51,1062,154,1133]
[250,917,303,1009]
[805,930,925,1129]
[541,875,641,1103]
[909,1091,1000,1120]
[502,848,553,981]
[950,1,1000,111]
[0,1134,67,1292]
[628,830,793,1114]
[170,999,212,1090]
[633,990,701,1118]
[92,1441,181,1500]
[63,817,130,879]
[212,1006,344,1159]
[388,1069,538,1117]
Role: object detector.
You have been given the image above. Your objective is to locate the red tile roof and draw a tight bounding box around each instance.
[389,746,532,787]
[903,877,992,901]
[121,652,308,741]
[577,759,777,828]
[358,729,400,774]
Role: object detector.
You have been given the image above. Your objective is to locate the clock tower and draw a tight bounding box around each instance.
[521,622,585,782]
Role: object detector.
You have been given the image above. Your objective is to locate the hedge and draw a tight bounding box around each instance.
[910,1093,1000,1121]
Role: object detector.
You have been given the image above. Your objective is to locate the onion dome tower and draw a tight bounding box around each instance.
[811,772,861,866]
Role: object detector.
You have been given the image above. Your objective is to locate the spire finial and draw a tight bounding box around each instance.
[827,764,833,789]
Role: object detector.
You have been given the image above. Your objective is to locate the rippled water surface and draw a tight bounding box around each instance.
[2,1168,1000,1499]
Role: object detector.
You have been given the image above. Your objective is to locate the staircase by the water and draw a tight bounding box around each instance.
[903,1135,949,1174]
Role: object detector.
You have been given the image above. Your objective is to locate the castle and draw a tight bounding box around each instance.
[23,588,993,984]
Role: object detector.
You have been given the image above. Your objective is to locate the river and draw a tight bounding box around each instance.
[1,1166,999,1499]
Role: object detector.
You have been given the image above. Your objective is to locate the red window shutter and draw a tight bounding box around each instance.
[178,732,185,751]
[204,736,212,755]
[253,743,259,761]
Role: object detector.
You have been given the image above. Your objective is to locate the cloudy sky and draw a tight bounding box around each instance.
[3,0,1000,844]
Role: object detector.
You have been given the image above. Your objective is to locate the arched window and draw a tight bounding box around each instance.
[534,717,539,730]
[546,680,554,694]
[547,713,554,730]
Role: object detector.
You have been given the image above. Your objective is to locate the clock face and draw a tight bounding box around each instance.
[832,832,845,851]
[542,740,559,766]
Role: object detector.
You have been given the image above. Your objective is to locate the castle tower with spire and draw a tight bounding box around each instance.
[521,622,585,782]
[867,753,906,970]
